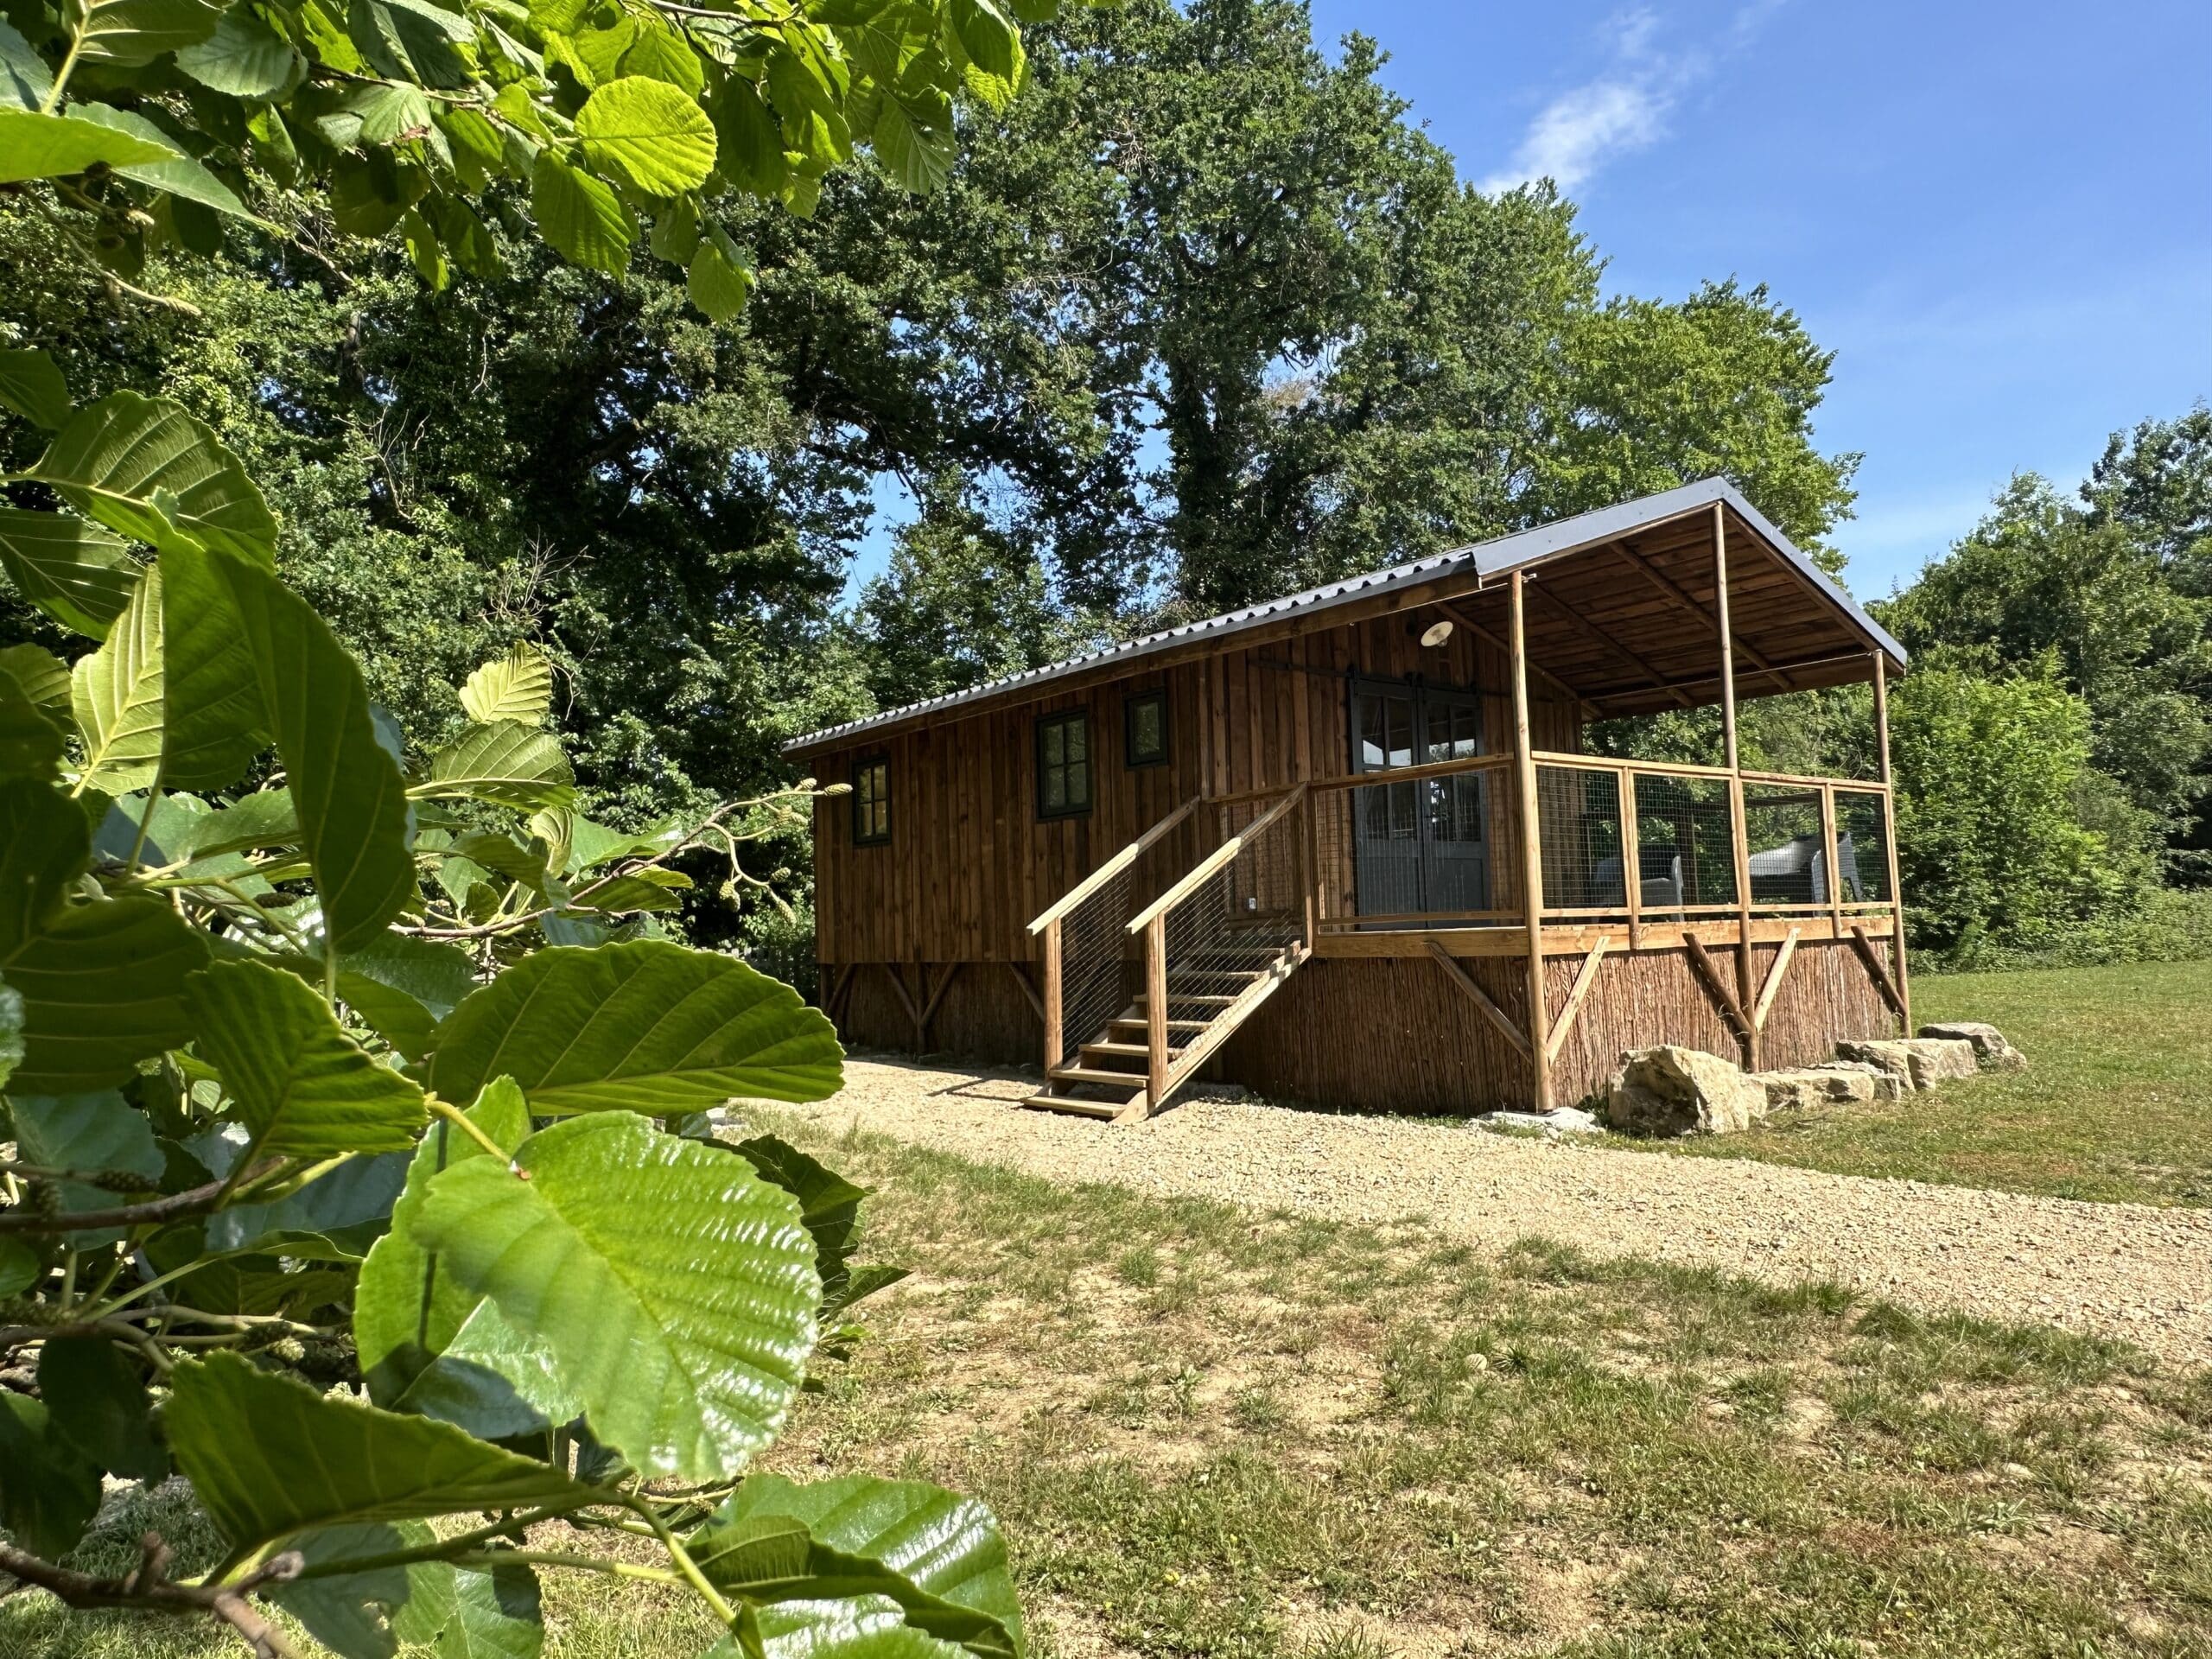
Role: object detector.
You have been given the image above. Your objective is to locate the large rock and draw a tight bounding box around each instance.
[1917,1021,2026,1071]
[1757,1066,1877,1112]
[1605,1046,1768,1136]
[1835,1037,1980,1090]
[1812,1060,1906,1102]
[1475,1107,1601,1138]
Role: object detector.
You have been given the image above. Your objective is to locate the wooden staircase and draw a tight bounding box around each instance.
[1023,931,1309,1122]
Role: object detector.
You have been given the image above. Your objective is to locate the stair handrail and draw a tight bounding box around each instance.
[1125,784,1307,936]
[1025,794,1204,936]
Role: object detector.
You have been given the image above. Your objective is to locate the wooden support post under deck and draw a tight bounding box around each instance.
[1713,502,1757,1067]
[1820,784,1843,938]
[1509,571,1554,1109]
[1872,653,1912,1033]
[1041,920,1065,1071]
[1144,913,1170,1109]
[1619,762,1643,950]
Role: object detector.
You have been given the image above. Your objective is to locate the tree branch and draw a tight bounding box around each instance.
[0,1535,306,1659]
[0,1162,281,1236]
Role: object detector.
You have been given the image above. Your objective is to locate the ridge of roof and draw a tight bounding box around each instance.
[785,477,1904,755]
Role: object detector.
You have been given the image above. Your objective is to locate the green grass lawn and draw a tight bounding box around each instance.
[12,1120,2210,1659]
[1648,959,2212,1206]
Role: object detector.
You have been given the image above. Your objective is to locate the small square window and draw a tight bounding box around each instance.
[1036,710,1091,820]
[851,755,890,845]
[1124,689,1169,768]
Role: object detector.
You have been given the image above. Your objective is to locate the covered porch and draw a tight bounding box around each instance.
[1027,490,1909,1119]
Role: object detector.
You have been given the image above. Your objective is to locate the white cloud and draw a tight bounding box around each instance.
[1477,79,1668,194]
[1478,3,1784,196]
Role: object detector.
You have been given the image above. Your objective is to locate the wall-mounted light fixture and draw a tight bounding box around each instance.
[1419,619,1455,648]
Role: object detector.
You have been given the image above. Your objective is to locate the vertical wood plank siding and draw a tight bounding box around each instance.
[810,622,1580,969]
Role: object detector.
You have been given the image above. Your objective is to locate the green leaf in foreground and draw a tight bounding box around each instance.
[7,1090,163,1244]
[688,1474,1021,1659]
[276,1522,544,1659]
[162,543,414,945]
[3,897,209,1095]
[0,107,180,183]
[413,1111,821,1479]
[167,1351,593,1551]
[531,152,634,276]
[357,1076,578,1440]
[458,641,553,725]
[186,957,428,1157]
[424,939,843,1115]
[0,506,137,638]
[69,563,165,796]
[576,75,717,195]
[38,1335,168,1483]
[418,719,575,809]
[0,346,70,429]
[0,1391,100,1560]
[28,391,277,565]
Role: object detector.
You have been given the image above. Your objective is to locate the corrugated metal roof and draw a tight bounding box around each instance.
[786,477,1905,754]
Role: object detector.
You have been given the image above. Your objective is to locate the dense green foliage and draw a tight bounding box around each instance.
[0,357,1019,1658]
[0,0,1071,1649]
[2,0,1869,956]
[1882,409,2212,884]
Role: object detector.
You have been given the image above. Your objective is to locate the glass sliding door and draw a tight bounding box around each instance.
[1351,681,1491,924]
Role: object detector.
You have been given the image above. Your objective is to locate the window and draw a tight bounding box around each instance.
[1124,688,1169,768]
[851,755,889,845]
[1035,710,1091,819]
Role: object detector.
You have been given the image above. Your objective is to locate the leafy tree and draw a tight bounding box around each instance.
[1514,278,1859,576]
[2086,403,2212,595]
[1885,665,2147,957]
[853,488,1080,710]
[0,0,1065,1649]
[3,0,1050,305]
[0,356,1021,1656]
[1881,467,2212,877]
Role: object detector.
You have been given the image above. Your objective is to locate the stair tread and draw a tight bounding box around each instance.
[1019,1093,1125,1119]
[1047,1065,1152,1089]
[1079,1040,1185,1061]
[1109,1018,1209,1033]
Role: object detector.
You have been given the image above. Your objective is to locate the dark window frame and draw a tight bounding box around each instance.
[1123,687,1170,769]
[1034,709,1093,821]
[850,753,891,846]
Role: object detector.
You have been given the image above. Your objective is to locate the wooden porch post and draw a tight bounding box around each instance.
[1872,652,1912,1033]
[1509,571,1554,1109]
[1041,919,1064,1071]
[1713,504,1757,1066]
[1144,913,1171,1108]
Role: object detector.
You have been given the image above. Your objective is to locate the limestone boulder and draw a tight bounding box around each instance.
[1476,1107,1601,1138]
[1917,1021,2026,1071]
[1605,1046,1768,1137]
[1757,1066,1877,1113]
[1813,1060,1905,1102]
[1835,1037,1979,1090]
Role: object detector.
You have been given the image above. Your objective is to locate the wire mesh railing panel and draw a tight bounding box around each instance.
[1742,781,1832,912]
[1310,755,1516,930]
[1536,765,1624,912]
[1157,795,1308,1031]
[1056,870,1135,1064]
[1832,789,1893,906]
[1629,771,1738,912]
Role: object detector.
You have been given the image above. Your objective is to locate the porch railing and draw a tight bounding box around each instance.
[1296,748,1895,944]
[1123,786,1311,1104]
[1026,795,1203,1071]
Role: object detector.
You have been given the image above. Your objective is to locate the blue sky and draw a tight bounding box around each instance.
[1304,0,2212,598]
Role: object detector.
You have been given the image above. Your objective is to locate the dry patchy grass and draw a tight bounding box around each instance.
[11,1100,2209,1659]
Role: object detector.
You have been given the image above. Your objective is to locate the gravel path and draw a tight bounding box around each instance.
[782,1058,2212,1369]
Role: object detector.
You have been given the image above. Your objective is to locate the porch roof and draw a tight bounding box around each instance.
[785,477,1906,756]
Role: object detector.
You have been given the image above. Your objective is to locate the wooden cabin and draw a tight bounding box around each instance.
[788,479,1912,1121]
